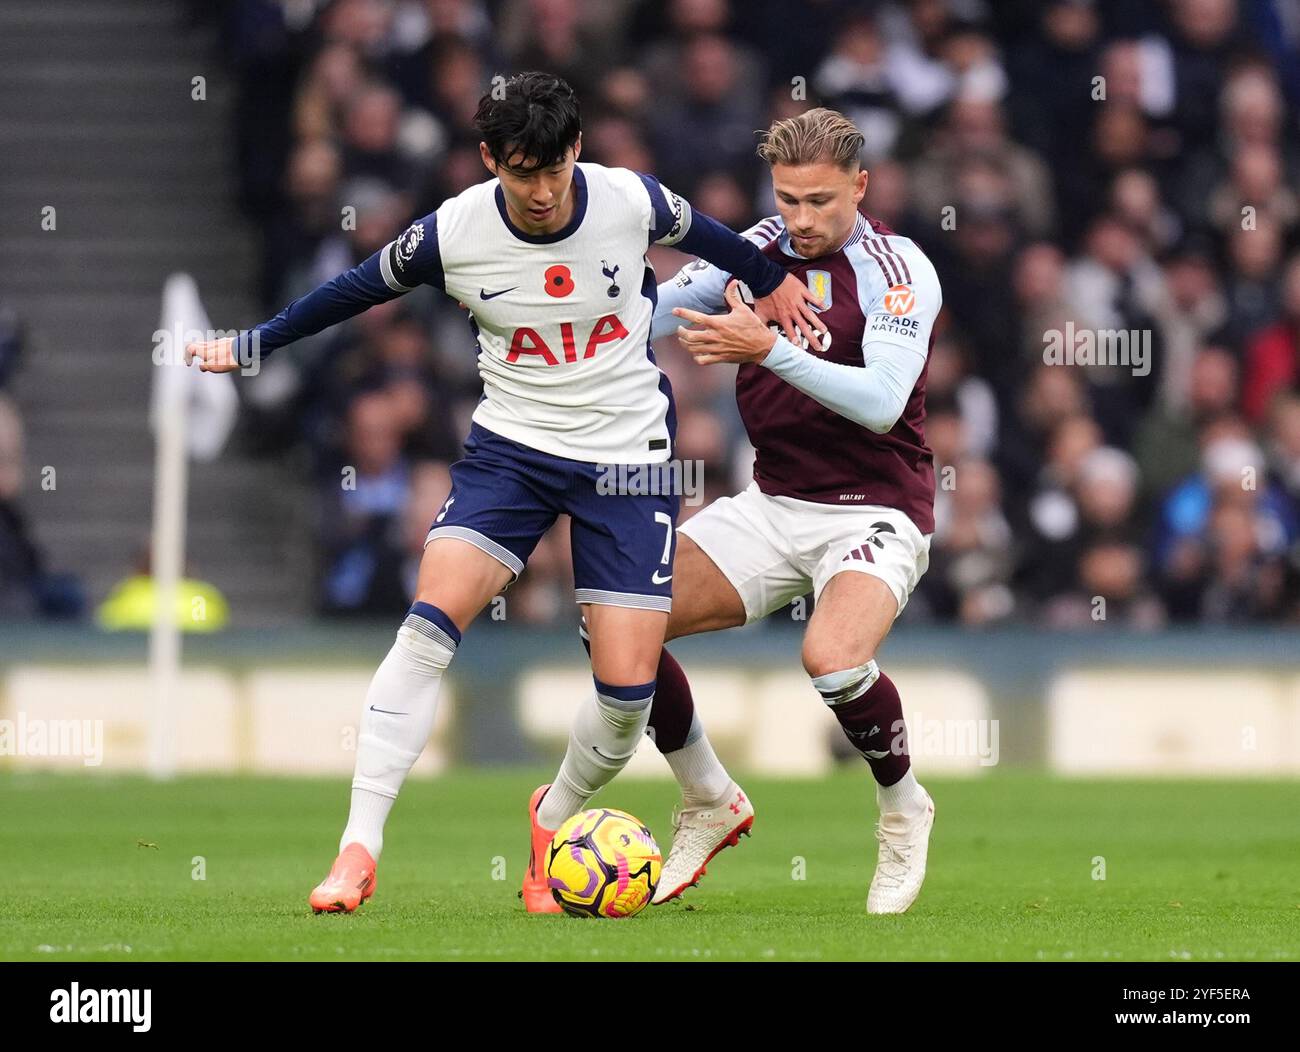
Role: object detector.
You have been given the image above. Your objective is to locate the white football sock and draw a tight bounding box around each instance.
[537,679,655,829]
[876,767,929,817]
[665,717,733,807]
[339,789,394,859]
[341,611,457,858]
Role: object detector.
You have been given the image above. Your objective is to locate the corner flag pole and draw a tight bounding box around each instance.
[148,276,193,780]
[147,275,241,779]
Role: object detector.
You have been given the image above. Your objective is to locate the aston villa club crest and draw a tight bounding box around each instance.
[395,223,425,270]
[807,270,831,311]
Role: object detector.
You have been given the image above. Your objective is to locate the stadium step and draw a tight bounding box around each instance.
[0,24,212,64]
[0,248,258,297]
[0,0,195,26]
[0,122,222,147]
[0,208,255,246]
[1,0,313,625]
[2,148,237,181]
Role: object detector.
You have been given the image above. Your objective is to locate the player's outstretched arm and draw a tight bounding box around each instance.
[676,282,927,434]
[761,334,924,434]
[639,173,824,349]
[185,252,402,373]
[649,216,784,341]
[750,242,943,431]
[671,213,825,350]
[186,216,442,373]
[651,271,726,341]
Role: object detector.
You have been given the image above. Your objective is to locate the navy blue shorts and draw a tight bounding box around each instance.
[426,423,678,611]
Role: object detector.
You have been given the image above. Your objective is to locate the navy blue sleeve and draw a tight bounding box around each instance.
[673,210,786,297]
[636,172,785,298]
[235,214,443,361]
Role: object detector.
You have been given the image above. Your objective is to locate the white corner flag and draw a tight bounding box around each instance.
[147,273,239,779]
[151,273,239,460]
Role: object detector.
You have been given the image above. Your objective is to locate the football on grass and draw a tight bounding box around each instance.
[546,808,661,918]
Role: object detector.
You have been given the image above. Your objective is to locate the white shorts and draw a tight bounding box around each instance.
[677,482,931,624]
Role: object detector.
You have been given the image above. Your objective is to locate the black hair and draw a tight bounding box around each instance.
[473,72,581,172]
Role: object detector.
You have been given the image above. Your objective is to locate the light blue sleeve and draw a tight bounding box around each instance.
[761,335,927,434]
[650,261,731,340]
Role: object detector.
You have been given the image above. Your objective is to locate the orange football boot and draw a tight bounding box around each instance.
[522,784,563,914]
[309,842,377,913]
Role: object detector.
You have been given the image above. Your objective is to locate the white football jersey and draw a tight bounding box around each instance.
[379,162,694,465]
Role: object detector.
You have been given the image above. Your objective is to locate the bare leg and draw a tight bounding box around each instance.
[803,571,925,810]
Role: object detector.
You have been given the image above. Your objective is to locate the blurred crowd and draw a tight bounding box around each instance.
[0,305,84,619]
[214,0,1300,627]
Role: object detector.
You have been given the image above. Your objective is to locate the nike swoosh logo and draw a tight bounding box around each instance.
[592,746,623,762]
[479,286,518,300]
[651,571,673,584]
[369,706,409,715]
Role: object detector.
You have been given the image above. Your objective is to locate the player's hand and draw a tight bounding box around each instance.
[754,272,825,351]
[674,281,780,365]
[184,337,240,373]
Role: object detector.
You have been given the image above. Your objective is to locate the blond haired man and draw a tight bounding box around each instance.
[602,108,943,914]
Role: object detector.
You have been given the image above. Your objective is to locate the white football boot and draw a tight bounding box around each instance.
[652,782,754,904]
[866,789,935,914]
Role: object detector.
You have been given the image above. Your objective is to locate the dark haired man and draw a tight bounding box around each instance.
[187,72,823,915]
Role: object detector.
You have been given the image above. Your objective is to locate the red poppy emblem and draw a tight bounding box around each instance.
[544,265,575,297]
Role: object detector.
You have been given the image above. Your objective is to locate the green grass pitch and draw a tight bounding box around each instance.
[1,769,1296,961]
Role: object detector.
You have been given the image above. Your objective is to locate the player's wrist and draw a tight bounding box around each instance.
[759,332,797,371]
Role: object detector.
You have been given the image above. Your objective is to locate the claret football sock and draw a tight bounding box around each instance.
[814,659,928,815]
[648,645,732,806]
[537,677,655,829]
[341,601,460,859]
[645,646,695,750]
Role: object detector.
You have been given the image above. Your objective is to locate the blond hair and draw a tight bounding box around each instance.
[756,108,864,170]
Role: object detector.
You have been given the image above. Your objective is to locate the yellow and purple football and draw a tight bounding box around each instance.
[546,807,661,918]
